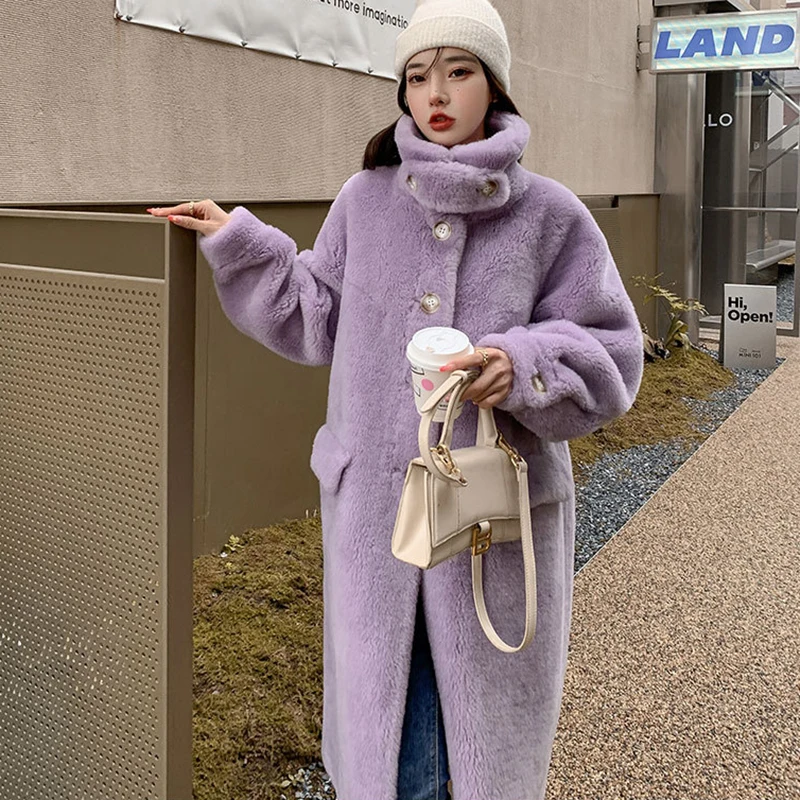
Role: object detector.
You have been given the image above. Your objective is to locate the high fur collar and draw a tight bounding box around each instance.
[394,111,531,218]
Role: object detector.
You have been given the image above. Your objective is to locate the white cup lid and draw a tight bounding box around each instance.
[407,327,473,366]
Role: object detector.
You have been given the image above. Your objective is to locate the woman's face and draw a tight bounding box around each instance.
[404,47,493,147]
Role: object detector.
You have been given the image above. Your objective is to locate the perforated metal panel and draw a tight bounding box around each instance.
[0,264,167,799]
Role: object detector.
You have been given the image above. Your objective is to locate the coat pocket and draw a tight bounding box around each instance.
[310,424,353,495]
[524,448,574,509]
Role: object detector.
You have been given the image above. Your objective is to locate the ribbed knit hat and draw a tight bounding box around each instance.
[394,0,511,92]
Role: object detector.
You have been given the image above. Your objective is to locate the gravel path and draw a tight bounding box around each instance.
[777,264,795,323]
[574,348,784,572]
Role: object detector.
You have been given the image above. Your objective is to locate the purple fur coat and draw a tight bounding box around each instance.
[199,110,643,800]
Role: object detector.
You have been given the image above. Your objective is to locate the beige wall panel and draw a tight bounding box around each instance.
[509,0,656,194]
[518,70,655,195]
[619,195,660,336]
[2,1,656,206]
[193,204,332,556]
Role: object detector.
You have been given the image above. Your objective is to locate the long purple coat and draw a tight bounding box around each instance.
[199,110,643,800]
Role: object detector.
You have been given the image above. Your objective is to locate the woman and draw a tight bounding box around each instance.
[148,2,643,798]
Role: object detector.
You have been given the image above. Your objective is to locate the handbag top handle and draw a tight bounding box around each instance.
[418,370,503,483]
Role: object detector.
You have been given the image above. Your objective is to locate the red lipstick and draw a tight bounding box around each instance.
[429,113,455,131]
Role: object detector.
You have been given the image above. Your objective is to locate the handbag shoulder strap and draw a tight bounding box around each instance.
[417,371,538,653]
[472,459,537,654]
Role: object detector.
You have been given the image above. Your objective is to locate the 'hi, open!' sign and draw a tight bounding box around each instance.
[722,284,777,369]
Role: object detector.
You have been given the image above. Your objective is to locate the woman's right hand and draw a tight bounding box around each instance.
[146,199,232,237]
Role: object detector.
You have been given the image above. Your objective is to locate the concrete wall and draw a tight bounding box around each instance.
[1,0,656,205]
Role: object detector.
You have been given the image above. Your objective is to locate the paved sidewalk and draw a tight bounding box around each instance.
[547,337,800,800]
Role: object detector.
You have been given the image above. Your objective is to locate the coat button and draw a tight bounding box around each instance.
[407,175,417,191]
[481,180,498,197]
[420,293,441,314]
[531,373,547,393]
[433,221,451,240]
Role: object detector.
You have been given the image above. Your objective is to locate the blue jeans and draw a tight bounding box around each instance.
[396,594,451,800]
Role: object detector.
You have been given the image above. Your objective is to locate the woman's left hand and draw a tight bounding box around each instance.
[439,347,514,409]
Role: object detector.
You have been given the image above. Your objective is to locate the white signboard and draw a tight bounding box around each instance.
[651,10,800,73]
[114,0,415,80]
[722,284,777,369]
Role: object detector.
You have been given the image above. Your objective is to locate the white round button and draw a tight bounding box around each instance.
[433,221,451,240]
[407,175,417,191]
[420,293,441,314]
[481,180,498,197]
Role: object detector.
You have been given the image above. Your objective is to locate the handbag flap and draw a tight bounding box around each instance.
[428,447,519,546]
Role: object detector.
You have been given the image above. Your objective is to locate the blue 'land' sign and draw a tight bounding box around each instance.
[651,10,800,73]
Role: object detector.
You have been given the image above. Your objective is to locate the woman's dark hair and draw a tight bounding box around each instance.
[362,48,522,170]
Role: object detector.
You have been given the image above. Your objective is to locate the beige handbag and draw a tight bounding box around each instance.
[391,370,537,653]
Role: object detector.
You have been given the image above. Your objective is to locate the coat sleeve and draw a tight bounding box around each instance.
[198,179,351,367]
[476,188,643,442]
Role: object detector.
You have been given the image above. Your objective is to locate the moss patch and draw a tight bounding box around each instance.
[568,346,734,483]
[192,346,737,799]
[193,518,325,800]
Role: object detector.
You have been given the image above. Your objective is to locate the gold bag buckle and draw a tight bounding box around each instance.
[472,522,492,556]
[496,431,523,470]
[430,444,468,486]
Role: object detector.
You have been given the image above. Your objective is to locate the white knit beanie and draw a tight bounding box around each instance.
[394,0,511,92]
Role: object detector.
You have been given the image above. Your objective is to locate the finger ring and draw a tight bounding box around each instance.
[477,348,490,368]
[188,200,196,216]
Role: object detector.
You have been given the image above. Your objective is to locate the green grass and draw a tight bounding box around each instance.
[192,345,735,800]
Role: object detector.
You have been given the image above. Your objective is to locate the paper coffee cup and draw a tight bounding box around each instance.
[406,327,474,423]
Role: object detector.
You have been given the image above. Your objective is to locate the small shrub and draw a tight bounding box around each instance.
[632,273,707,352]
